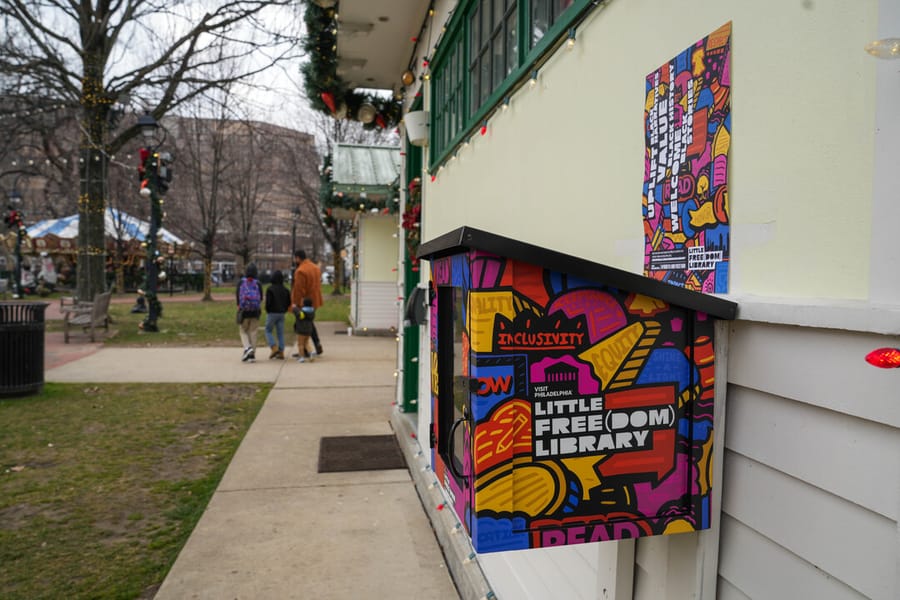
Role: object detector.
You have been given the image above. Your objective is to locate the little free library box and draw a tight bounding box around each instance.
[418,227,737,554]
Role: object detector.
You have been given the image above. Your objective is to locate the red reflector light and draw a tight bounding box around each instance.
[865,347,900,369]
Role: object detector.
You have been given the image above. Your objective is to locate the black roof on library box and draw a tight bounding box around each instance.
[417,226,737,320]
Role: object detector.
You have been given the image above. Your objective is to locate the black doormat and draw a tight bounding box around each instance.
[318,434,406,473]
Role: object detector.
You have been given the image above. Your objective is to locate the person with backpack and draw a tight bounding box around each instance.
[236,262,263,362]
[264,270,291,360]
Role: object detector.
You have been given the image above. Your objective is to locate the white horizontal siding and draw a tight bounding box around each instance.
[354,281,399,330]
[727,321,900,427]
[723,451,895,599]
[726,385,900,520]
[722,321,900,600]
[719,514,866,600]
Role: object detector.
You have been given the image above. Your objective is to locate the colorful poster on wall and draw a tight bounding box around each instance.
[643,22,732,293]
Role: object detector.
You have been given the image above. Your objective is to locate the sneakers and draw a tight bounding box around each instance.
[308,351,318,362]
[241,347,254,362]
[297,356,307,363]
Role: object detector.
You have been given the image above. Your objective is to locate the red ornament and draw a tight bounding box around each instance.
[320,91,337,113]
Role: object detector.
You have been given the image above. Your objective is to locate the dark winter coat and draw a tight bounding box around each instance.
[265,271,292,314]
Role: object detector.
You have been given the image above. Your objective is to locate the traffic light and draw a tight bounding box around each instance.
[138,149,173,196]
[156,151,173,193]
[139,148,152,196]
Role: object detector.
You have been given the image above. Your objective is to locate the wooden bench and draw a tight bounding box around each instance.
[63,291,112,343]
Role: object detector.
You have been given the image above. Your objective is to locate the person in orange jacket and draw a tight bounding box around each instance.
[291,249,324,357]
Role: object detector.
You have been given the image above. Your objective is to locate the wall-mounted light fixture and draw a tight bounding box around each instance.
[865,38,900,58]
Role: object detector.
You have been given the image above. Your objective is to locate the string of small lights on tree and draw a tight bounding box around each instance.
[302,1,402,129]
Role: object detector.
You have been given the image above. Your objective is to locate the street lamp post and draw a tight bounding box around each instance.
[136,113,169,332]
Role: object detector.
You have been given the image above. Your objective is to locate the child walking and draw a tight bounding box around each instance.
[264,270,291,359]
[236,263,263,362]
[293,298,317,363]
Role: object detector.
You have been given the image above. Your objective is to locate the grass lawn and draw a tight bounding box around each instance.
[0,382,269,599]
[46,286,351,346]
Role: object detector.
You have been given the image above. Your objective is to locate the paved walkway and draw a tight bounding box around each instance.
[43,321,460,599]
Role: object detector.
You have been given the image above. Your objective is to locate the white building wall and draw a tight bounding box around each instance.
[422,0,879,301]
[352,214,400,331]
[410,0,900,598]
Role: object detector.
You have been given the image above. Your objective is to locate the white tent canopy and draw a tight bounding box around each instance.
[28,208,183,245]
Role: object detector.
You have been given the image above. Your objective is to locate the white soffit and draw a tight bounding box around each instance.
[336,0,430,90]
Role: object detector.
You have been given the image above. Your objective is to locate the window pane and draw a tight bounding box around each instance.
[532,0,550,48]
[494,0,505,29]
[470,65,480,114]
[492,34,504,89]
[506,8,517,76]
[469,9,479,59]
[554,0,575,20]
[481,0,491,47]
[480,50,491,104]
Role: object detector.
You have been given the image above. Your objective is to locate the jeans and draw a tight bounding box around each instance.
[264,312,286,350]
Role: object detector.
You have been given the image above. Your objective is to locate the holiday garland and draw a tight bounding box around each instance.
[302,2,403,129]
[402,177,421,262]
[318,153,401,216]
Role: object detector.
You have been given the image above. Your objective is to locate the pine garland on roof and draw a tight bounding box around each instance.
[302,2,402,129]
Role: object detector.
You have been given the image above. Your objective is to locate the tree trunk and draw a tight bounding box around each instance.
[76,60,111,301]
[203,254,213,301]
[332,252,344,295]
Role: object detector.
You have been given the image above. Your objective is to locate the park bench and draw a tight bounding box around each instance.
[62,291,112,343]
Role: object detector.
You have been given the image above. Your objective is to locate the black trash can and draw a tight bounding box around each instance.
[0,302,49,397]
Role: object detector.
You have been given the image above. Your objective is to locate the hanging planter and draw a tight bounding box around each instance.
[405,111,429,147]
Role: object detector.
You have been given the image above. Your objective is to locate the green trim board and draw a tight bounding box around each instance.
[429,0,597,170]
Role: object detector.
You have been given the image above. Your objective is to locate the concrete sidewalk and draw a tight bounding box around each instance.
[45,322,459,600]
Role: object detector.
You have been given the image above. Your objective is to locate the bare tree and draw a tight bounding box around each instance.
[0,1,300,300]
[168,91,240,301]
[220,118,272,270]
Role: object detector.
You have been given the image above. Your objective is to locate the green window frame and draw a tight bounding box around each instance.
[429,0,592,169]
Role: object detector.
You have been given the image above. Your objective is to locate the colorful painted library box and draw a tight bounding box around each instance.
[418,227,737,554]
